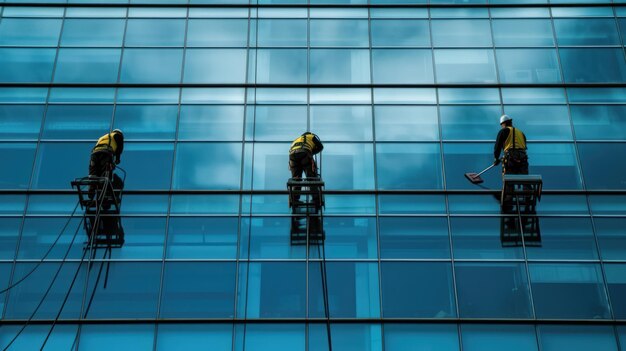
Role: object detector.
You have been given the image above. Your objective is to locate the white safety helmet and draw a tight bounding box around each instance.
[499,114,512,124]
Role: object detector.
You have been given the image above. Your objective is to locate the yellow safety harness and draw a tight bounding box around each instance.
[503,127,526,152]
[93,132,119,154]
[290,134,316,154]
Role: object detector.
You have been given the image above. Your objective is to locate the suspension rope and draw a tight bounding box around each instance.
[0,202,81,295]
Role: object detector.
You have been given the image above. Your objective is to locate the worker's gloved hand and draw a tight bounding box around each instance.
[493,158,501,166]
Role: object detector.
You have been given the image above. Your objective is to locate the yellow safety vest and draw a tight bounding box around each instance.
[290,134,316,153]
[93,132,118,153]
[503,127,526,152]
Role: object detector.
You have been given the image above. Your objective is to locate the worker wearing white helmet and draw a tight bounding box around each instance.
[89,129,125,193]
[493,115,528,175]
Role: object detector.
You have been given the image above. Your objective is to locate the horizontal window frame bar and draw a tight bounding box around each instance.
[2,83,626,88]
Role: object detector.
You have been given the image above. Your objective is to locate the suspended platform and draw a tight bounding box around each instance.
[287,177,325,246]
[501,174,543,214]
[71,174,125,249]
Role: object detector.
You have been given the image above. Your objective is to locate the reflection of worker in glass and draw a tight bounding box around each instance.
[289,132,324,180]
[493,115,528,175]
[89,129,124,198]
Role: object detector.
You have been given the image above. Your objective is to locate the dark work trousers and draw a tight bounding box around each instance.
[289,151,317,202]
[88,151,114,200]
[502,150,530,214]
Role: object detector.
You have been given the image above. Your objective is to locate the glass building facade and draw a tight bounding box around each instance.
[1,0,626,349]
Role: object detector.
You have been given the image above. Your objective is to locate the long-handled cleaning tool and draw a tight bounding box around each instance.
[465,162,499,184]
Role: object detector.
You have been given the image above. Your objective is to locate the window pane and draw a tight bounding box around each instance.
[61,19,125,47]
[161,262,236,318]
[321,217,377,259]
[605,264,626,319]
[525,217,597,260]
[79,325,154,351]
[529,143,582,190]
[179,105,244,141]
[171,195,239,215]
[184,49,246,83]
[0,48,56,83]
[375,106,438,141]
[244,143,289,190]
[156,325,232,351]
[121,49,183,83]
[492,19,554,46]
[0,218,21,259]
[379,194,446,214]
[450,217,524,259]
[310,19,368,47]
[311,324,382,351]
[462,325,538,351]
[173,143,242,189]
[435,49,497,83]
[113,105,178,140]
[440,105,501,140]
[456,262,532,318]
[125,19,185,47]
[432,19,492,46]
[0,18,62,46]
[376,143,442,189]
[244,217,305,259]
[322,143,375,190]
[17,217,84,259]
[310,49,370,84]
[529,263,611,319]
[578,143,626,189]
[571,105,626,140]
[256,49,307,84]
[253,106,307,141]
[187,19,247,47]
[310,106,372,141]
[379,217,450,259]
[167,217,238,259]
[0,325,77,351]
[560,48,626,83]
[110,217,166,259]
[257,19,307,47]
[244,325,304,351]
[43,105,112,139]
[381,262,456,318]
[372,49,434,84]
[497,49,561,84]
[538,325,618,351]
[54,48,121,83]
[245,262,306,318]
[555,19,619,46]
[309,262,380,318]
[122,143,174,190]
[385,325,458,351]
[1,143,35,189]
[503,105,572,140]
[371,20,430,47]
[595,218,626,260]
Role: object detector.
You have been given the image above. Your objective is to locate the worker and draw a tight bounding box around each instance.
[493,115,528,175]
[89,129,124,198]
[289,132,324,201]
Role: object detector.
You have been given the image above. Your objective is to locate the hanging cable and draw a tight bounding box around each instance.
[1,214,84,351]
[316,234,332,351]
[0,202,81,295]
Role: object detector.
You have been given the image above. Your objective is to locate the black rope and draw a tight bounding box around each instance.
[0,202,81,295]
[1,214,84,351]
[316,233,332,351]
[82,249,108,320]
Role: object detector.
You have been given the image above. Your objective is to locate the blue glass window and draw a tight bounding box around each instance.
[385,325,458,351]
[244,217,305,259]
[179,105,244,141]
[320,143,375,190]
[78,325,154,351]
[31,142,92,189]
[160,262,236,318]
[379,217,450,259]
[310,324,382,351]
[167,217,238,259]
[497,49,561,84]
[371,20,430,47]
[257,19,307,47]
[525,217,598,260]
[529,263,611,319]
[125,19,186,47]
[440,105,501,140]
[122,143,174,190]
[244,143,289,190]
[595,218,626,260]
[1,143,36,189]
[375,106,439,141]
[0,18,62,46]
[578,143,626,189]
[450,217,524,259]
[435,49,497,83]
[310,49,370,84]
[381,262,456,318]
[554,19,620,46]
[173,143,241,190]
[113,105,178,140]
[461,325,538,351]
[538,325,618,351]
[17,217,84,259]
[54,49,121,83]
[244,325,304,351]
[184,49,247,83]
[371,49,434,84]
[529,143,582,190]
[188,19,248,47]
[456,262,532,318]
[605,264,626,319]
[310,106,372,141]
[61,19,125,47]
[0,218,21,259]
[310,19,368,47]
[432,19,492,47]
[503,105,572,140]
[571,105,626,140]
[0,105,41,139]
[376,143,443,190]
[120,49,183,83]
[0,195,25,215]
[253,106,307,141]
[321,217,377,259]
[309,262,380,318]
[0,48,56,83]
[255,49,307,84]
[110,217,166,259]
[560,49,626,83]
[156,324,232,351]
[244,262,306,318]
[42,105,113,139]
[0,325,77,351]
[379,195,446,214]
[492,19,554,46]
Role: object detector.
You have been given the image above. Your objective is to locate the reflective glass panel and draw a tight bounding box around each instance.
[156,325,232,351]
[560,48,626,83]
[578,143,626,190]
[257,19,307,47]
[0,218,21,259]
[450,217,524,259]
[492,19,554,46]
[320,217,377,259]
[42,105,113,139]
[595,218,626,260]
[167,217,238,259]
[571,105,626,140]
[0,18,62,46]
[125,19,186,47]
[385,325,459,351]
[256,49,307,84]
[371,49,434,84]
[179,105,244,141]
[61,19,125,47]
[525,217,598,260]
[605,264,626,319]
[310,19,369,47]
[503,105,572,140]
[120,49,183,83]
[310,49,370,84]
[461,325,538,351]
[0,48,56,83]
[113,105,178,140]
[538,325,618,351]
[371,20,430,47]
[173,143,242,189]
[78,325,154,351]
[375,106,438,141]
[379,217,450,259]
[434,49,497,83]
[244,262,306,318]
[554,19,620,46]
[432,19,492,47]
[376,143,442,190]
[310,106,372,141]
[496,49,561,84]
[184,49,247,83]
[253,106,307,141]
